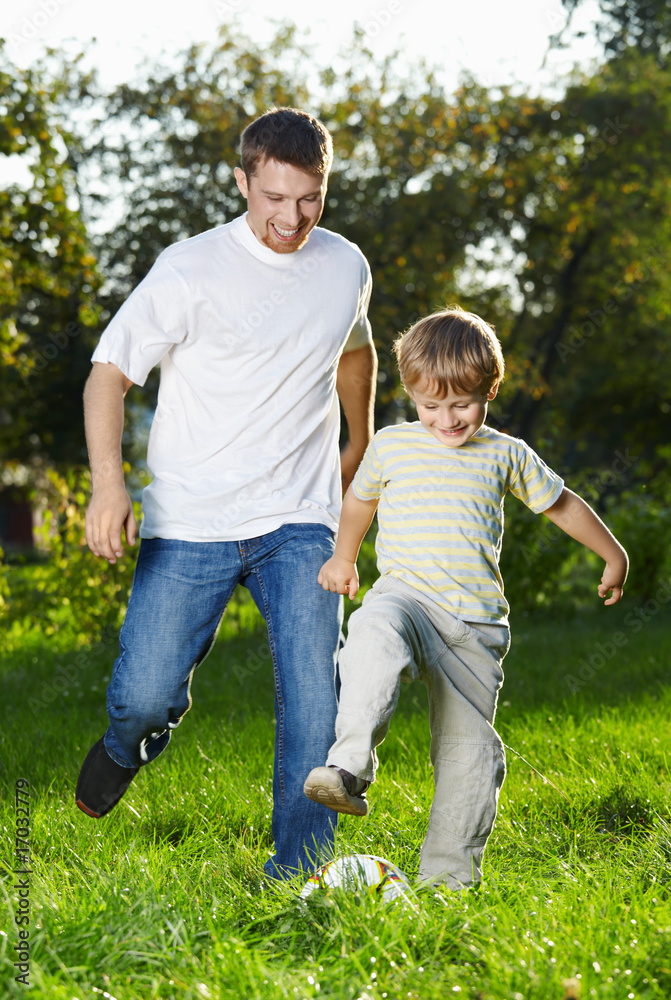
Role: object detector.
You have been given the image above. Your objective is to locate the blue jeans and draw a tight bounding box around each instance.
[102,523,342,880]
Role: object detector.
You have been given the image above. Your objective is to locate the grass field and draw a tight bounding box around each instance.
[1,586,670,1000]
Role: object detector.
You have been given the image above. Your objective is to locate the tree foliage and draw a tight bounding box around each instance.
[558,0,671,62]
[1,17,670,608]
[65,24,671,482]
[456,54,671,472]
[0,43,101,466]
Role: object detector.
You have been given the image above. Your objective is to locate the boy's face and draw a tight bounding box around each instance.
[410,381,498,448]
[234,157,327,254]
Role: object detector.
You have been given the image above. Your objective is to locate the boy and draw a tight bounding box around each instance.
[304,307,628,889]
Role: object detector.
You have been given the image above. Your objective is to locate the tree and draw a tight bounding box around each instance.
[441,54,671,487]
[0,43,101,467]
[2,21,670,604]
[557,0,671,63]
[79,27,489,418]
[5,22,670,509]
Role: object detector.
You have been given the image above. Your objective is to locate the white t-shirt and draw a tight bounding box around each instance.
[92,214,373,541]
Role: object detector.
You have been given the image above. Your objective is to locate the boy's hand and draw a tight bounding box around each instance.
[318,556,359,599]
[543,488,628,607]
[598,557,628,605]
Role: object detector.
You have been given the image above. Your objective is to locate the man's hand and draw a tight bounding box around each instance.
[597,557,628,606]
[85,485,137,564]
[318,555,359,599]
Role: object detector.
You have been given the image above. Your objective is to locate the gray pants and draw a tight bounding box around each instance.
[327,575,510,889]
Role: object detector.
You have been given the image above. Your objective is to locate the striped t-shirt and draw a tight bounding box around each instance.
[351,422,564,624]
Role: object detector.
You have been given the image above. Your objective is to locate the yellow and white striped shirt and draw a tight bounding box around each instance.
[352,422,564,624]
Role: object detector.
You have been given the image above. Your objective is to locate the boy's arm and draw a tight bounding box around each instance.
[318,487,380,598]
[542,487,629,605]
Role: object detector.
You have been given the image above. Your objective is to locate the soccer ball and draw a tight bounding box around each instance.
[300,854,410,902]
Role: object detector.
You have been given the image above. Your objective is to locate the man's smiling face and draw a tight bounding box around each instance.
[235,158,327,254]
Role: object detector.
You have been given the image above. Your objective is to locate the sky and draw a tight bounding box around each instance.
[2,0,602,91]
[0,0,603,189]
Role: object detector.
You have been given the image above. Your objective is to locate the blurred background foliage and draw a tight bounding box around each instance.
[1,0,670,641]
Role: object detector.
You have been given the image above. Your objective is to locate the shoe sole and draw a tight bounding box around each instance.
[303,766,369,816]
[75,799,103,819]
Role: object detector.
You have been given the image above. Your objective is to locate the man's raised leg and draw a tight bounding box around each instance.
[76,538,241,817]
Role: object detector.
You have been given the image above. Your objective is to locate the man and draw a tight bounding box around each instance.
[75,107,377,880]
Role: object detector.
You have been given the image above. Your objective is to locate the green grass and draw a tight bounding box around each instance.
[1,590,670,1000]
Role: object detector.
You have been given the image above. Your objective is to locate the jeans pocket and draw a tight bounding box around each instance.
[445,616,474,645]
[364,574,393,601]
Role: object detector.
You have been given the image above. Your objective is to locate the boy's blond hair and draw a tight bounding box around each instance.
[393,307,505,398]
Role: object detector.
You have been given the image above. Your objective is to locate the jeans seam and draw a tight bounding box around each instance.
[254,568,285,805]
[103,740,135,768]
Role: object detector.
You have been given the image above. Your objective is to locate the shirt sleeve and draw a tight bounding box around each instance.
[341,256,373,354]
[351,432,385,501]
[508,439,565,513]
[91,255,190,386]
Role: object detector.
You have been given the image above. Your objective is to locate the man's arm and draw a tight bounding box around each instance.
[318,487,380,598]
[336,342,378,492]
[543,487,629,605]
[83,361,137,564]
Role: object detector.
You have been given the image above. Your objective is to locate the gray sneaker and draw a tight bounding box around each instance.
[303,766,370,816]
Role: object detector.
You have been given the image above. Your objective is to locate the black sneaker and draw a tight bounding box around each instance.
[303,765,370,816]
[75,737,139,818]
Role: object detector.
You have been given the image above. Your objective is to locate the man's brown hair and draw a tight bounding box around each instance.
[240,107,333,178]
[394,307,505,397]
